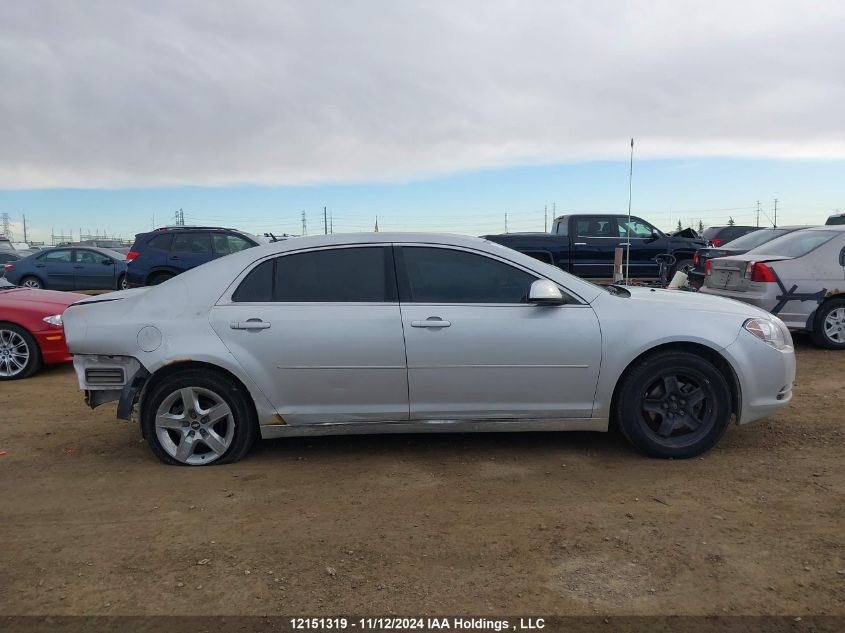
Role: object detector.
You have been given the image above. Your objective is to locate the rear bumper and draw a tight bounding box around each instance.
[33,329,72,366]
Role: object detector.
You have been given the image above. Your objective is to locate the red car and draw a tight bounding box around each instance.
[0,278,85,380]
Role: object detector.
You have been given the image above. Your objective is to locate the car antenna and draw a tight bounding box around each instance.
[625,137,634,283]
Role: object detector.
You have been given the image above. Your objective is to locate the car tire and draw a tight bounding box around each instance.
[811,299,845,350]
[117,274,128,291]
[140,369,258,466]
[148,272,173,286]
[0,323,42,380]
[20,276,43,289]
[615,351,732,458]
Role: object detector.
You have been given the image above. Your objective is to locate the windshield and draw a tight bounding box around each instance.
[827,215,845,226]
[97,240,124,248]
[747,230,838,258]
[722,228,790,250]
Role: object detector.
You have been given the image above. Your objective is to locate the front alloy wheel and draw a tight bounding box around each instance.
[616,351,732,458]
[0,325,41,380]
[141,369,258,465]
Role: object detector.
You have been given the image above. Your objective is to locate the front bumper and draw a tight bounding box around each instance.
[723,328,795,425]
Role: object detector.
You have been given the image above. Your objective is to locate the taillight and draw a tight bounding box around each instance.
[704,259,712,276]
[710,238,722,247]
[693,253,699,266]
[126,251,140,261]
[745,261,776,282]
[3,264,12,271]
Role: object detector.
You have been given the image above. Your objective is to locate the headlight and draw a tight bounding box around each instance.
[43,314,63,327]
[743,317,788,350]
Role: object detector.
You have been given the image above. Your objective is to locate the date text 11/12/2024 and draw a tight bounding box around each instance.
[290,617,546,631]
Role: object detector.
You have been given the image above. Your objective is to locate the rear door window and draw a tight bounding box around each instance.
[42,249,72,263]
[173,232,212,255]
[232,246,395,302]
[574,216,615,237]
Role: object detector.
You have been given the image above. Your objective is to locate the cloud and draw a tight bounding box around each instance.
[1,0,844,189]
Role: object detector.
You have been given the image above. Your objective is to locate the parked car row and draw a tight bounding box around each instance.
[701,226,845,349]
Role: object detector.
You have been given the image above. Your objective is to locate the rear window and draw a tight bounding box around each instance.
[722,229,790,251]
[748,230,838,258]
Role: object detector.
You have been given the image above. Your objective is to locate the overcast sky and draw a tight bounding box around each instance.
[2,0,844,190]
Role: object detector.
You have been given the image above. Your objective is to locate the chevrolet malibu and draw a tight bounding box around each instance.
[63,233,795,466]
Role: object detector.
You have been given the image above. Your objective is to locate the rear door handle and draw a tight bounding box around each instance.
[230,319,271,331]
[573,242,587,246]
[411,318,451,328]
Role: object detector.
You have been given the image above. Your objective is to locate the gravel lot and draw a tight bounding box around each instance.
[0,335,843,616]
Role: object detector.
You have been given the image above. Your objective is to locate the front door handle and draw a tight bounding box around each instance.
[573,242,587,246]
[230,319,271,331]
[411,317,451,328]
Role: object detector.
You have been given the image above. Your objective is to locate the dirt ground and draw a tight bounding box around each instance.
[0,334,843,617]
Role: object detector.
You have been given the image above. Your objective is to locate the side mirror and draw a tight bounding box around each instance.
[839,246,845,267]
[528,279,565,305]
[102,258,113,265]
[647,230,659,242]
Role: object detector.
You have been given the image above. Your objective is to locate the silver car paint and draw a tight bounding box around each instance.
[64,232,795,437]
[701,226,845,330]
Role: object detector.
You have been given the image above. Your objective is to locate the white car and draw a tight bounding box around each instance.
[63,233,795,466]
[701,226,845,349]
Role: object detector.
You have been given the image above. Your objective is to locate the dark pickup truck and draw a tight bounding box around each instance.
[484,213,707,281]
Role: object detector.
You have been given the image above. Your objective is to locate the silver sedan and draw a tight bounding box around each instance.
[64,233,795,465]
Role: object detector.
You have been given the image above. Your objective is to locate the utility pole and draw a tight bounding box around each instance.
[756,201,761,227]
[773,199,778,227]
[0,212,10,238]
[505,213,509,233]
[22,214,27,243]
[330,213,333,234]
[323,206,328,235]
[301,210,307,236]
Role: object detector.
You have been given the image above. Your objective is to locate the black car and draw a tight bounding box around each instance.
[700,225,760,247]
[484,213,707,281]
[687,226,809,286]
[125,226,264,287]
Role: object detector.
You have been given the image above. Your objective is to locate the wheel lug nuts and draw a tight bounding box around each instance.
[201,416,209,424]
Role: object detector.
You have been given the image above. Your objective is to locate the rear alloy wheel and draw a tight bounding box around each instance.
[20,276,42,289]
[118,274,129,290]
[0,324,41,380]
[141,370,257,465]
[812,299,845,350]
[615,351,732,458]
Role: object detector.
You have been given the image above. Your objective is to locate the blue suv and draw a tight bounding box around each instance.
[126,226,263,287]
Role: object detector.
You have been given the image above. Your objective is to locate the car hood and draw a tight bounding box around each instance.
[620,286,774,319]
[0,288,88,311]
